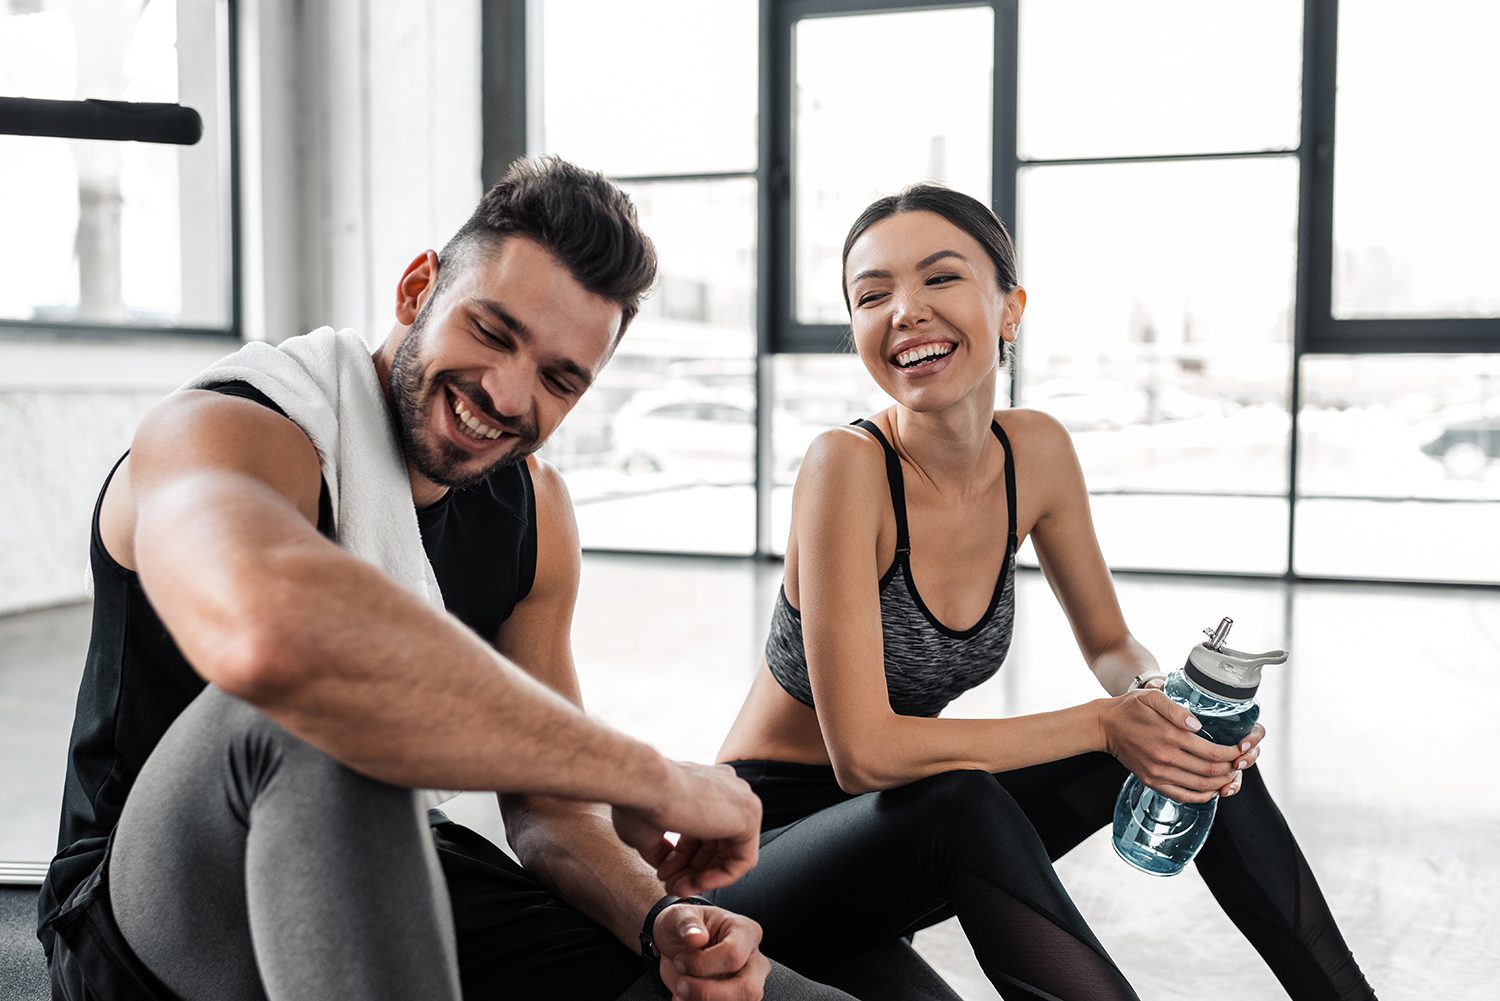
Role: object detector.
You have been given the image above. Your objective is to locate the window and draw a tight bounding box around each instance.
[533,1,760,554]
[505,0,1500,584]
[0,0,235,335]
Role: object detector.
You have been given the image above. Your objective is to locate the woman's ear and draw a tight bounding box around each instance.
[1001,286,1027,342]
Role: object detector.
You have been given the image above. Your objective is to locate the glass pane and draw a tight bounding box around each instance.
[540,178,757,555]
[794,7,993,324]
[768,354,1015,556]
[1019,0,1302,160]
[537,0,757,177]
[1333,1,1500,318]
[1017,157,1300,574]
[1296,355,1500,583]
[0,0,233,329]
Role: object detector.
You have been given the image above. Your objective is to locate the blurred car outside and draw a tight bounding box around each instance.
[609,387,823,483]
[1420,414,1500,479]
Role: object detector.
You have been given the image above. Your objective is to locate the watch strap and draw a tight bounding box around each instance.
[640,894,713,966]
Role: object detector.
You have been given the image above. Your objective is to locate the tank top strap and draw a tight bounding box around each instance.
[989,419,1018,541]
[851,418,911,556]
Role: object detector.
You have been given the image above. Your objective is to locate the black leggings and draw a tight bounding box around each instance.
[711,756,1375,1001]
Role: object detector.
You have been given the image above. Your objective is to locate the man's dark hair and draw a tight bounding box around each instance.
[436,155,658,337]
[840,183,1020,313]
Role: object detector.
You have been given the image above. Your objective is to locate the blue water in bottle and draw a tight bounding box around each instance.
[1111,619,1283,876]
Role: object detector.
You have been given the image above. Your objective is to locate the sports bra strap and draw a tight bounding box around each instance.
[853,417,1018,554]
[989,419,1019,541]
[851,418,911,555]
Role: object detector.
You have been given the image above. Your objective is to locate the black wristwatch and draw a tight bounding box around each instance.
[640,894,713,968]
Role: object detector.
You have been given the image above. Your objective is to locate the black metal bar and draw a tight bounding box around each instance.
[1042,563,1500,593]
[772,0,797,355]
[1020,148,1298,168]
[481,0,528,187]
[0,320,236,342]
[228,0,243,343]
[1309,316,1500,353]
[609,169,759,185]
[0,97,202,145]
[1305,0,1339,359]
[783,0,989,17]
[1289,0,1334,578]
[778,321,851,354]
[755,0,780,555]
[994,0,1018,403]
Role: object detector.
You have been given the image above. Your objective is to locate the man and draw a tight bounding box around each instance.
[37,157,856,1001]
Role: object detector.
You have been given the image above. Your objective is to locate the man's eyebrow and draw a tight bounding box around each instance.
[915,249,968,270]
[472,297,532,343]
[471,297,594,388]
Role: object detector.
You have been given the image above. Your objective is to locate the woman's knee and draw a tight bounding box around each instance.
[880,769,1031,841]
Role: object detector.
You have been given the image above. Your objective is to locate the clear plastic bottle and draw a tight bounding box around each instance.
[1111,618,1286,876]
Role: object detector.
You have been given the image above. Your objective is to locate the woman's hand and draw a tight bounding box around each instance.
[1100,689,1261,802]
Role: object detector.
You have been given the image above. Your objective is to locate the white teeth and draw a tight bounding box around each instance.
[894,342,955,368]
[452,396,502,440]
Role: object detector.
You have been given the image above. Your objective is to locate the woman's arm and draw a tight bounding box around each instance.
[795,420,1246,801]
[1022,411,1262,788]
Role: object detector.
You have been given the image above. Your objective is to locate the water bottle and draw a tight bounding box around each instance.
[1111,617,1287,876]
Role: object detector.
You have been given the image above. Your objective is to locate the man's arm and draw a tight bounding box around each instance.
[124,392,759,847]
[498,459,768,997]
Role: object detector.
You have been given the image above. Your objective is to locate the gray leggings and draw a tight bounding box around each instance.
[106,686,873,1001]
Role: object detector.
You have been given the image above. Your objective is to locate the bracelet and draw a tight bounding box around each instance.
[640,894,713,968]
[1132,673,1167,690]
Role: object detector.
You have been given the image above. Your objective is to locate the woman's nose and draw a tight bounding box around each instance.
[891,291,931,329]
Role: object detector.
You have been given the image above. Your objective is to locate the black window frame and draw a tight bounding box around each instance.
[503,0,1500,588]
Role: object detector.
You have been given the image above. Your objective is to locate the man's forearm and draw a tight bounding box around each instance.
[139,488,674,809]
[505,797,664,950]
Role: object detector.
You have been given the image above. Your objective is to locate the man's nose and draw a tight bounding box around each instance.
[479,363,532,419]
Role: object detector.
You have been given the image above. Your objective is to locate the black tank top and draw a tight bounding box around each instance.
[37,382,537,952]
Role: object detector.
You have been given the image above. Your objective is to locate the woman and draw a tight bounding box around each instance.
[709,185,1375,1000]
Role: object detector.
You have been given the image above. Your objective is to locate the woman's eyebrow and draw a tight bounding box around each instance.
[915,249,968,269]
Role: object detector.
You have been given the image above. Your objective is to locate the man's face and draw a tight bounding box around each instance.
[389,237,621,489]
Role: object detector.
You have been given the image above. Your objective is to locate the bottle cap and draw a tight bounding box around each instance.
[1185,642,1287,700]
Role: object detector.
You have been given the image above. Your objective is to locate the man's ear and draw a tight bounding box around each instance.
[395,250,441,325]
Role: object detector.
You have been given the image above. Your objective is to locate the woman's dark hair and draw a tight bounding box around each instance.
[840,183,1019,313]
[436,155,658,338]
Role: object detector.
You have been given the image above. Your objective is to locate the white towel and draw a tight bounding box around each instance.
[180,326,444,608]
[180,326,456,807]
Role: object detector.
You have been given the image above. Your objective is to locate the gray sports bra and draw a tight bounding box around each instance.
[766,418,1018,718]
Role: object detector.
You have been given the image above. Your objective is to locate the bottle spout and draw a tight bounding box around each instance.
[1202,617,1234,650]
[1215,645,1289,670]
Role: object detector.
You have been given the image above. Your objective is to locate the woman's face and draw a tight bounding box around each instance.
[843,210,1023,414]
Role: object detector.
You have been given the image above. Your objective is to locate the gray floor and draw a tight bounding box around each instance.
[4,554,1499,999]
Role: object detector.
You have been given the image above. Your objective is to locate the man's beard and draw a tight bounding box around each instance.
[388,308,540,489]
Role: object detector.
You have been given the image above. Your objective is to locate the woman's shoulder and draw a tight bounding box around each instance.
[994,407,1074,456]
[801,422,891,479]
[789,425,893,535]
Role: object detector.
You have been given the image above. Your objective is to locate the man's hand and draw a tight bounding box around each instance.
[654,903,769,1001]
[611,762,761,896]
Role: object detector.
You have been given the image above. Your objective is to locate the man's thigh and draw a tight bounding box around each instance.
[431,818,643,1001]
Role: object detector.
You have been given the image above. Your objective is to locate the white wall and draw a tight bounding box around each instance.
[0,0,483,614]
